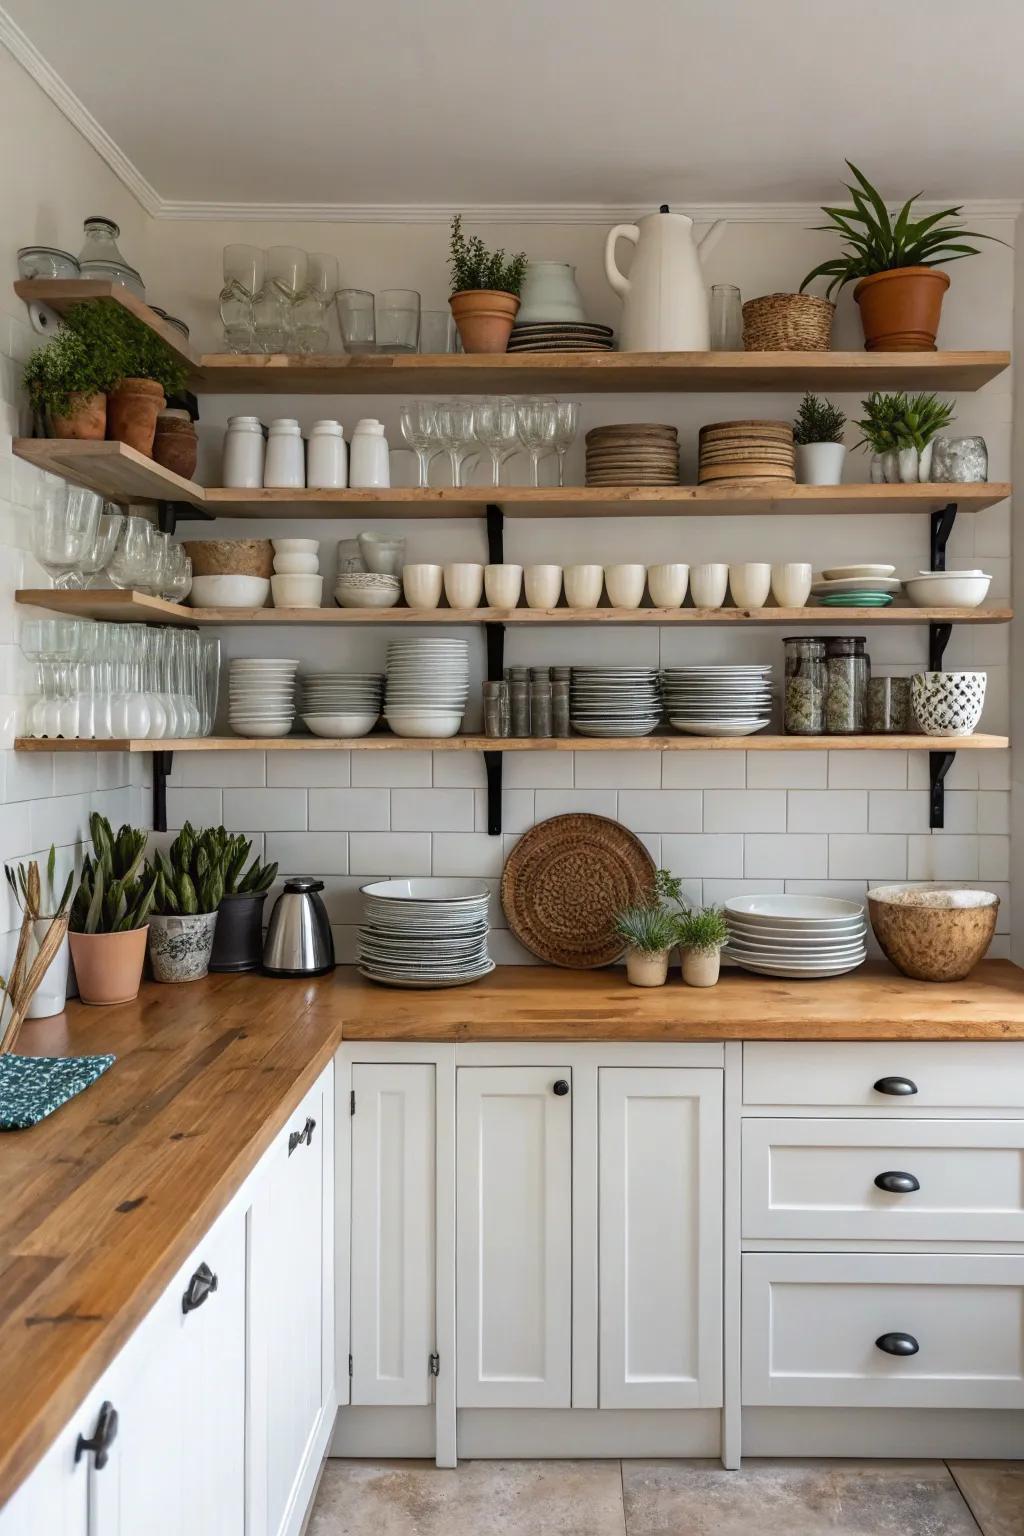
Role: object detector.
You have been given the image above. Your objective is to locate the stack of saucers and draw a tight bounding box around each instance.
[300,671,384,738]
[507,322,614,353]
[698,420,794,483]
[358,878,494,988]
[385,639,470,739]
[585,424,679,485]
[723,894,867,978]
[228,658,299,738]
[812,564,900,608]
[570,667,662,737]
[663,665,773,737]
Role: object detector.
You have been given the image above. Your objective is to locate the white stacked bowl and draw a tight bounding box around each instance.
[723,894,867,978]
[300,670,384,738]
[570,667,662,737]
[229,658,300,738]
[663,664,773,737]
[385,639,470,739]
[358,877,494,988]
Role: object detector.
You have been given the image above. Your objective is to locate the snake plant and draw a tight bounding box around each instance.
[70,814,157,934]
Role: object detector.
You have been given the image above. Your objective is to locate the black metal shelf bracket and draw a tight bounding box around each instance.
[153,751,173,833]
[929,502,957,571]
[929,750,955,830]
[156,499,213,535]
[927,500,958,829]
[929,621,952,673]
[483,503,505,836]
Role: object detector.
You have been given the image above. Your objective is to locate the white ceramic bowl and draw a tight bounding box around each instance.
[302,713,379,737]
[272,538,319,555]
[188,574,270,608]
[911,671,987,736]
[230,718,294,738]
[385,711,463,738]
[335,584,400,609]
[273,552,320,575]
[359,532,405,575]
[271,573,324,608]
[903,572,991,608]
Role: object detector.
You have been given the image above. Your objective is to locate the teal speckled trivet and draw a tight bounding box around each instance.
[0,1053,115,1130]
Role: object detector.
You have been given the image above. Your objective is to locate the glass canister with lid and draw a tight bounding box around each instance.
[783,637,827,734]
[77,216,145,298]
[825,636,870,734]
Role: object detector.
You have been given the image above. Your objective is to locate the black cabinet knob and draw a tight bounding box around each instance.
[876,1331,920,1357]
[75,1401,118,1470]
[553,1080,570,1096]
[182,1262,218,1314]
[873,1076,918,1096]
[874,1171,921,1194]
[288,1116,317,1154]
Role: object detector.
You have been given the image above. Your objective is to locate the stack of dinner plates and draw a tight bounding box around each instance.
[585,423,679,485]
[570,667,662,737]
[507,322,614,353]
[723,894,867,978]
[228,658,299,738]
[358,878,494,988]
[698,420,795,483]
[299,670,384,738]
[384,639,470,739]
[662,664,773,737]
[812,564,900,608]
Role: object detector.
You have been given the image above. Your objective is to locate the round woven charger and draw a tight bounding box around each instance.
[501,813,656,968]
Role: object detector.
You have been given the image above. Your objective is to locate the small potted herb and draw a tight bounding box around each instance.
[22,323,115,439]
[448,215,528,353]
[675,906,729,988]
[793,392,847,485]
[4,847,74,1019]
[68,816,157,1005]
[145,823,229,983]
[855,390,954,484]
[205,830,279,973]
[65,301,187,455]
[612,869,688,987]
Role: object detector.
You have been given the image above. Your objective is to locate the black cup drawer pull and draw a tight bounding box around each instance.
[873,1076,918,1097]
[874,1171,921,1194]
[288,1115,317,1154]
[876,1331,920,1357]
[182,1262,218,1314]
[75,1401,118,1470]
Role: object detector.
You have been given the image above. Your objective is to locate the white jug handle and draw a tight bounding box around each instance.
[605,224,639,298]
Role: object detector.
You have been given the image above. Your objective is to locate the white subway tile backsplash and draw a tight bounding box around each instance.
[391,787,473,831]
[351,750,432,786]
[504,751,573,789]
[704,789,786,833]
[829,834,907,880]
[266,831,348,875]
[662,751,745,788]
[223,786,306,833]
[431,833,505,877]
[746,751,827,789]
[331,925,360,964]
[617,789,702,833]
[309,787,389,831]
[171,750,266,788]
[474,788,534,833]
[534,788,617,820]
[828,751,908,789]
[574,751,660,788]
[789,790,866,834]
[267,750,349,787]
[350,832,431,876]
[662,833,743,879]
[165,786,223,831]
[979,791,1011,835]
[4,748,52,802]
[907,834,979,880]
[433,753,487,787]
[52,752,99,797]
[745,834,828,879]
[703,877,783,905]
[487,927,536,965]
[980,835,1011,882]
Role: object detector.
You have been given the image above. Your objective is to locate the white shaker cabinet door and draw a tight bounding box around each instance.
[0,1393,97,1536]
[599,1067,723,1409]
[456,1065,572,1408]
[350,1063,435,1406]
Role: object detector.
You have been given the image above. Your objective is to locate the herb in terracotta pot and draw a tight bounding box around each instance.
[204,829,278,973]
[68,815,157,1006]
[800,162,1003,351]
[675,906,729,988]
[145,823,231,984]
[448,215,528,353]
[22,323,114,439]
[855,390,954,484]
[793,392,847,486]
[63,300,188,456]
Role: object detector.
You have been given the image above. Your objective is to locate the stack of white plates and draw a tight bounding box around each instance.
[300,671,384,738]
[385,639,470,739]
[724,894,867,978]
[663,665,773,736]
[570,667,662,737]
[229,658,299,738]
[358,878,495,988]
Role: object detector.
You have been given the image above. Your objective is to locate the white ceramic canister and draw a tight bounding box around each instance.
[516,261,587,324]
[349,418,391,489]
[263,418,305,488]
[306,419,347,488]
[223,415,265,488]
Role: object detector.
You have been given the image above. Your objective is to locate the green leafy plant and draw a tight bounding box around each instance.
[613,902,680,955]
[147,822,235,917]
[5,846,73,919]
[448,215,528,297]
[22,324,119,420]
[199,828,278,897]
[854,390,954,455]
[675,906,729,955]
[70,814,157,934]
[800,162,1003,298]
[793,392,846,446]
[65,299,188,395]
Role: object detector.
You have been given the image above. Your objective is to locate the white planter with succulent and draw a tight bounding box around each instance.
[612,870,687,988]
[793,392,847,485]
[857,390,953,485]
[676,906,730,988]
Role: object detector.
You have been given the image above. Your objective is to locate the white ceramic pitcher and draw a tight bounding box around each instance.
[605,204,726,351]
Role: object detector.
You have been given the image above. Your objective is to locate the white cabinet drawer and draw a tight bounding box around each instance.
[743,1041,1024,1111]
[742,1119,1024,1242]
[742,1252,1024,1409]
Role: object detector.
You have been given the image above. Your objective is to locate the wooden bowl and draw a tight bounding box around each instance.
[868,885,998,981]
[183,538,273,577]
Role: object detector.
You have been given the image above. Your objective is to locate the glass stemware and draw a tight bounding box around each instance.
[473,396,519,487]
[292,252,338,353]
[108,515,160,592]
[399,402,441,487]
[434,399,476,488]
[31,478,102,588]
[515,397,558,487]
[79,509,124,586]
[220,245,264,353]
[552,401,580,488]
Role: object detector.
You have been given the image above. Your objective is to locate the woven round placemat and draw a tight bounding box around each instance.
[501,813,656,968]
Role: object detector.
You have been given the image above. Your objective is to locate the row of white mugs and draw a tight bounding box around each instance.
[404,561,815,611]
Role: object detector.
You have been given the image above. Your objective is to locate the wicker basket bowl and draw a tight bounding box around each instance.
[183,539,274,577]
[742,293,835,351]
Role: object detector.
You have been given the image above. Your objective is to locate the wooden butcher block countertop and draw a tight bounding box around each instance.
[2,958,1024,1507]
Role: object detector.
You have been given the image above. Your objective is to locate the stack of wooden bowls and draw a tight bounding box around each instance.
[697,420,795,484]
[585,423,679,486]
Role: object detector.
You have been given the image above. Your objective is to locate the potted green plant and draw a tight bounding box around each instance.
[205,830,279,973]
[675,906,729,988]
[63,300,188,455]
[793,392,847,485]
[612,869,688,987]
[4,847,74,1018]
[22,323,115,439]
[145,823,229,983]
[855,390,954,483]
[68,816,157,1005]
[448,215,528,353]
[800,162,1003,351]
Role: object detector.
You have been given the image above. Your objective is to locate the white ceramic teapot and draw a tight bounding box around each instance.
[605,204,726,351]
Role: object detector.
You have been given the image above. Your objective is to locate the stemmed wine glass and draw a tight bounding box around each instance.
[515,397,558,487]
[553,401,580,488]
[31,477,102,588]
[399,402,441,487]
[220,245,264,353]
[473,397,519,487]
[292,252,338,353]
[78,509,123,587]
[434,399,476,488]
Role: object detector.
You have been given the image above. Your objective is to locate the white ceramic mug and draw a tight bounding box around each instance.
[647,562,689,608]
[728,562,772,609]
[770,562,813,608]
[484,563,523,608]
[604,563,646,609]
[403,563,443,609]
[564,563,604,608]
[690,562,729,609]
[444,562,484,610]
[524,564,563,609]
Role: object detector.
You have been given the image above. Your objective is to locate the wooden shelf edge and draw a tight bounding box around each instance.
[13,279,200,372]
[14,733,1010,754]
[13,439,206,508]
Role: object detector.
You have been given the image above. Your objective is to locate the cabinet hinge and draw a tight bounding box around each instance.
[348,1353,353,1377]
[429,1352,440,1377]
[350,1089,355,1115]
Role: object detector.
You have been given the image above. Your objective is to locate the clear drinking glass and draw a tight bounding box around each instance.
[515,397,558,487]
[434,398,476,487]
[399,401,440,487]
[553,401,580,487]
[200,637,221,734]
[336,289,375,353]
[292,251,337,353]
[108,514,160,591]
[709,284,743,350]
[473,396,519,487]
[31,478,102,588]
[220,244,264,352]
[78,508,123,586]
[376,289,420,353]
[419,310,457,353]
[254,246,308,353]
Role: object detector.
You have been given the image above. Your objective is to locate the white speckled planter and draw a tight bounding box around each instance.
[148,912,219,984]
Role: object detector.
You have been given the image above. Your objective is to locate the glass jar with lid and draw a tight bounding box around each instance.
[77,217,146,298]
[825,636,870,734]
[783,637,827,735]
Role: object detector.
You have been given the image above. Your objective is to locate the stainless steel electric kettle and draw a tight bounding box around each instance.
[262,878,335,977]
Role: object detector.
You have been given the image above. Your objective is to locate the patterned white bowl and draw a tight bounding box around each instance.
[911,671,986,737]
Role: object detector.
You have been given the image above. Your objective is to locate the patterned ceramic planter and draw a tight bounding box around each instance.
[911,671,987,737]
[148,912,219,984]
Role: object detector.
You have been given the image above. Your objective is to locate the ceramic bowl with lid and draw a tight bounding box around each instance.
[17,247,80,280]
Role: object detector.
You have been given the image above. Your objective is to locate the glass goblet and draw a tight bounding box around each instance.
[31,477,102,588]
[399,401,440,488]
[472,396,518,487]
[553,401,580,487]
[515,397,558,487]
[79,509,124,586]
[434,399,476,488]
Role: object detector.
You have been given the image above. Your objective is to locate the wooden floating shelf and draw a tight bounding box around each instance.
[14,279,198,372]
[13,439,206,507]
[14,734,1010,755]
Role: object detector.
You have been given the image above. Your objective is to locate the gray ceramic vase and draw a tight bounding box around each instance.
[148,911,219,984]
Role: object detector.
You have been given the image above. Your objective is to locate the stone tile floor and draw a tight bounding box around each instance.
[308,1458,1024,1536]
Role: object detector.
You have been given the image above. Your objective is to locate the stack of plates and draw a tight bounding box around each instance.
[384,639,470,739]
[723,894,867,978]
[300,671,384,738]
[570,667,662,737]
[358,878,495,988]
[228,658,299,738]
[698,420,794,483]
[812,564,900,608]
[507,322,614,353]
[663,665,773,736]
[585,423,679,485]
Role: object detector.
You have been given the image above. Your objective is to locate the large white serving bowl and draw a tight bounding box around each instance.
[302,712,379,737]
[385,711,463,738]
[335,584,400,609]
[904,571,991,608]
[189,574,270,608]
[363,878,489,902]
[726,894,865,925]
[230,718,294,738]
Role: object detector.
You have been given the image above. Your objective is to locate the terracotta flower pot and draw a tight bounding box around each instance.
[107,377,166,455]
[69,927,149,1006]
[449,290,520,353]
[853,267,950,352]
[52,391,106,440]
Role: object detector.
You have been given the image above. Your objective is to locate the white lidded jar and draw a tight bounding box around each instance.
[222,414,265,488]
[306,419,347,488]
[348,418,390,488]
[264,417,305,488]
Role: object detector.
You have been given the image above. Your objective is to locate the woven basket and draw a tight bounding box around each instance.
[742,293,835,351]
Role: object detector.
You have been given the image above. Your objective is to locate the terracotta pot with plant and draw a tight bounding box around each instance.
[22,322,113,439]
[448,215,528,353]
[68,815,157,1006]
[145,822,231,984]
[793,392,847,485]
[801,162,1003,351]
[676,906,729,988]
[855,390,954,484]
[64,300,188,456]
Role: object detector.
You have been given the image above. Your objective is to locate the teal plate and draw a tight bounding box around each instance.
[0,1052,115,1130]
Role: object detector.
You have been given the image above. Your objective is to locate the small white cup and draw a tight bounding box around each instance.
[728,562,772,609]
[647,563,689,608]
[690,562,729,609]
[444,562,484,610]
[564,563,604,608]
[270,572,323,609]
[771,562,813,608]
[273,552,319,575]
[403,563,443,609]
[604,563,646,609]
[484,563,523,609]
[525,564,563,609]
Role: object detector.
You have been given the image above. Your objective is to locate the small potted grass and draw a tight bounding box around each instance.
[793,392,847,485]
[448,215,528,353]
[676,906,729,988]
[613,869,688,987]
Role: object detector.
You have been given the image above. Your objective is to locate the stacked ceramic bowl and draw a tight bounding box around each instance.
[300,671,384,738]
[570,667,662,737]
[723,895,867,978]
[384,639,470,738]
[663,665,773,736]
[358,878,494,988]
[335,571,401,609]
[228,658,299,738]
[811,564,900,609]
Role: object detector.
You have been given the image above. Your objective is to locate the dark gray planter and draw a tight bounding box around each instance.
[209,891,268,973]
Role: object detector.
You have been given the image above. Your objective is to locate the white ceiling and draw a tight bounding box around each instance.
[6,0,1024,212]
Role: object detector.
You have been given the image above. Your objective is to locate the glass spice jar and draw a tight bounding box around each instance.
[510,680,530,738]
[483,679,510,739]
[552,680,571,737]
[783,637,826,735]
[867,675,911,734]
[530,679,553,738]
[825,636,870,734]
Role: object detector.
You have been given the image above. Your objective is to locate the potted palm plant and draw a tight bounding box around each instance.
[205,830,278,973]
[145,823,229,983]
[793,392,847,485]
[22,323,114,439]
[801,162,1002,351]
[4,847,74,1018]
[68,816,157,1005]
[448,215,528,353]
[675,906,730,988]
[855,391,954,483]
